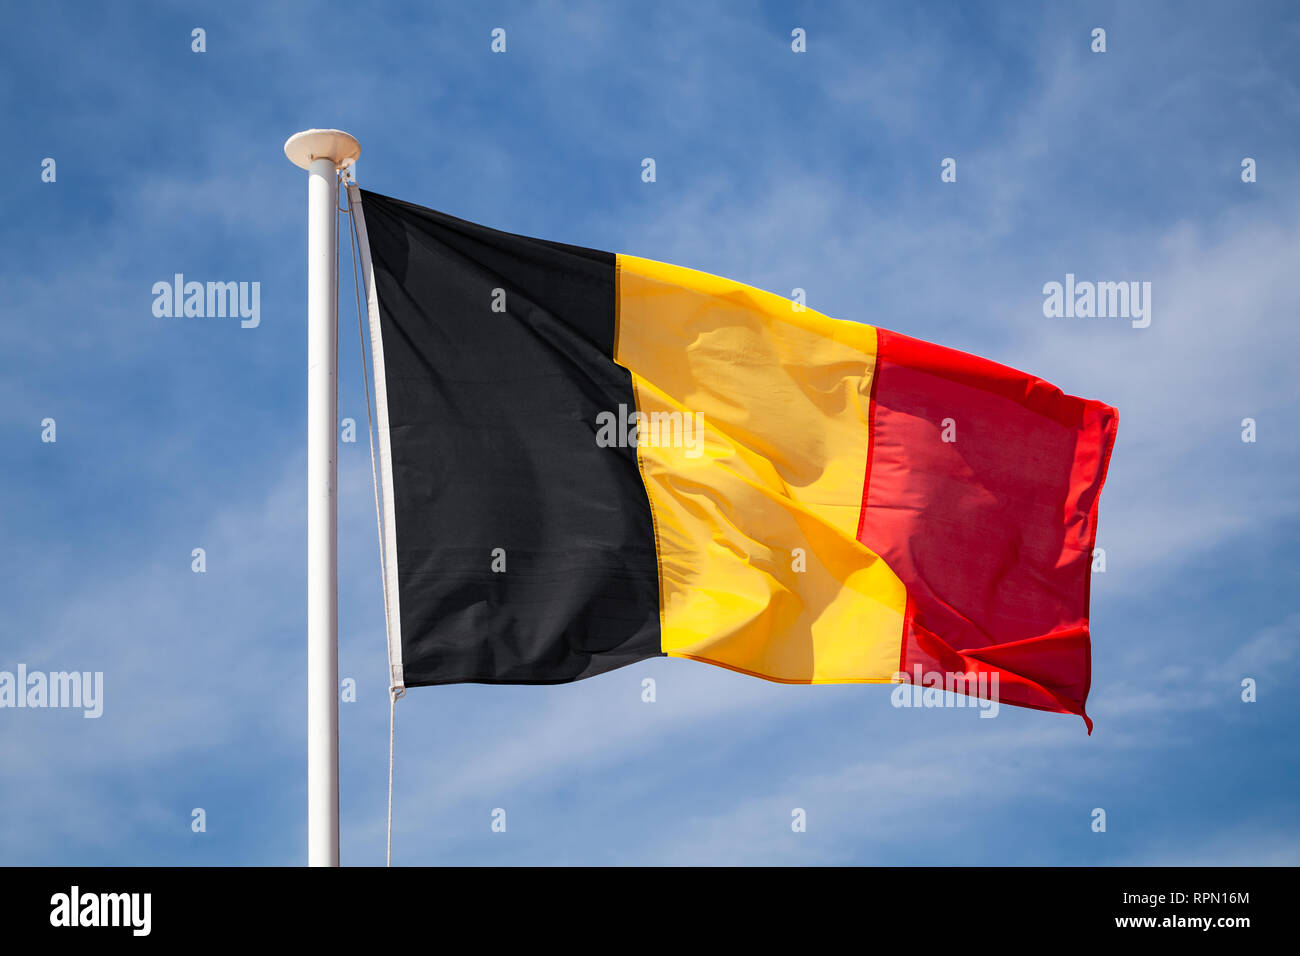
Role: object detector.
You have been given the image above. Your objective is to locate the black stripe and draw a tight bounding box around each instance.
[359,190,661,684]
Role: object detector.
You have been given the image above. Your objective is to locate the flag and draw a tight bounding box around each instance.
[355,188,1117,730]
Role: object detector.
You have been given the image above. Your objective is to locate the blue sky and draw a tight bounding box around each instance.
[1,0,1297,865]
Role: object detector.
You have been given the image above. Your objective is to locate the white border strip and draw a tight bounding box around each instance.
[347,183,405,692]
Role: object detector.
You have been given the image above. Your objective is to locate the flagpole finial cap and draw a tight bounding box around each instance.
[284,129,361,170]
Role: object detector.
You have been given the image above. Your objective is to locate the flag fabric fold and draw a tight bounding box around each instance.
[355,188,1117,730]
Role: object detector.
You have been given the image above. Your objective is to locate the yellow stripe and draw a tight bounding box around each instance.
[615,254,906,682]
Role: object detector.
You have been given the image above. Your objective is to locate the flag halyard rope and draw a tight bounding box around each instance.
[342,176,401,867]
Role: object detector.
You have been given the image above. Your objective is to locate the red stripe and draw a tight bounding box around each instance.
[859,328,1117,731]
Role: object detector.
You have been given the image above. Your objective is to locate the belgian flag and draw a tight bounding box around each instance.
[354,188,1117,730]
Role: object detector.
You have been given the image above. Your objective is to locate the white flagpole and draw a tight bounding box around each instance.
[284,129,361,867]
